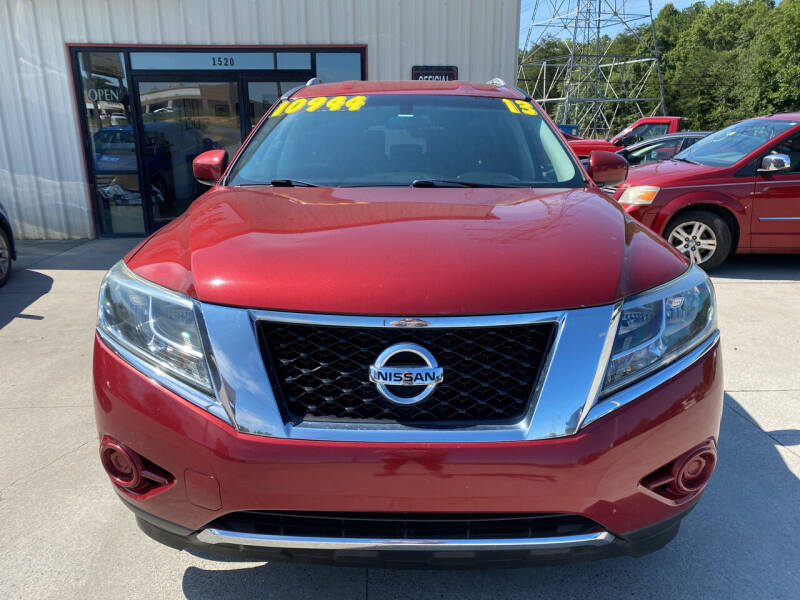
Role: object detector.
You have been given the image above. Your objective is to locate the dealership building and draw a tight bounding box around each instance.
[0,0,520,239]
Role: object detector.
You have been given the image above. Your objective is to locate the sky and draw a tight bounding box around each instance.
[518,0,705,49]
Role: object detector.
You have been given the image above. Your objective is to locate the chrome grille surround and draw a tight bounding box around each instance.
[195,303,626,442]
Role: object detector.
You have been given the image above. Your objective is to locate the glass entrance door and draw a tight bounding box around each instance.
[71,47,366,236]
[135,80,242,229]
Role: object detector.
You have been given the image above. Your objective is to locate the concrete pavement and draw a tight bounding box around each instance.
[0,239,798,599]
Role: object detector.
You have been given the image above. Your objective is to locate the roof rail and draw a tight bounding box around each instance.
[281,77,324,100]
[510,85,532,100]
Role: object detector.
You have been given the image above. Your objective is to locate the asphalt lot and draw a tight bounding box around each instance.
[1,239,798,599]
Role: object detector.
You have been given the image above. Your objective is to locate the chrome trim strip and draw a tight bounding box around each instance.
[758,216,800,221]
[581,329,720,428]
[200,303,286,437]
[575,301,622,430]
[248,309,566,328]
[96,329,232,426]
[195,528,615,552]
[192,302,237,427]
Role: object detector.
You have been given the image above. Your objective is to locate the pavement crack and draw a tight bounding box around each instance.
[0,439,93,494]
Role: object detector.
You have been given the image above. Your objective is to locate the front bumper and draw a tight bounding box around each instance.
[93,329,723,564]
[128,498,691,567]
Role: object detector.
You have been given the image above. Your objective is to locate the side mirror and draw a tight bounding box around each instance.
[193,150,228,186]
[588,150,629,187]
[759,153,791,173]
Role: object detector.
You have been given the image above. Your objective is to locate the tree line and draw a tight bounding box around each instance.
[518,0,800,133]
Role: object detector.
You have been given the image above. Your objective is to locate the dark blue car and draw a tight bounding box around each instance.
[0,200,16,286]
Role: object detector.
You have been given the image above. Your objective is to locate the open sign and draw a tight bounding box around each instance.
[87,86,122,103]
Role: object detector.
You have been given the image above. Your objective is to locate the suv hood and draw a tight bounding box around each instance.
[127,186,687,314]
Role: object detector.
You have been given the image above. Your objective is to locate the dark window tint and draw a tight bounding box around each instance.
[770,134,800,172]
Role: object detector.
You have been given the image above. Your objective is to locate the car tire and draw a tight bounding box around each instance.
[664,210,732,271]
[0,226,12,287]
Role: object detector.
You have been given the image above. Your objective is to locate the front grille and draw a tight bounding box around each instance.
[258,321,555,426]
[209,511,599,540]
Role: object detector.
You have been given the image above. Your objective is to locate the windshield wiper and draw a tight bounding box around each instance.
[270,178,320,187]
[410,179,524,188]
[670,157,703,166]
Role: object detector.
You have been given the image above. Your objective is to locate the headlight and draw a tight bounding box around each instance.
[97,261,213,395]
[602,266,716,395]
[619,185,659,205]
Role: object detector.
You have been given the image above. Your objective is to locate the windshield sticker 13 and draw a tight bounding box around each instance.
[271,95,367,117]
[502,99,537,115]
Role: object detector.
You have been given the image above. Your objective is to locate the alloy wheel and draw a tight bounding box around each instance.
[668,221,717,264]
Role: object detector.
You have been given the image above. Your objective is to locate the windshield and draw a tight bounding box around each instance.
[674,119,798,167]
[227,94,581,187]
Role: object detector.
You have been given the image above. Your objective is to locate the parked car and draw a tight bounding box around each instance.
[568,116,689,158]
[0,200,15,287]
[583,132,710,194]
[618,131,709,167]
[582,131,709,171]
[615,113,800,269]
[93,80,722,567]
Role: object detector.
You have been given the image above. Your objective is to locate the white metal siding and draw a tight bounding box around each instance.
[0,0,520,239]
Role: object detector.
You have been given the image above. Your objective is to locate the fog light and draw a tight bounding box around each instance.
[99,436,174,495]
[641,440,717,504]
[100,438,143,489]
[669,445,716,495]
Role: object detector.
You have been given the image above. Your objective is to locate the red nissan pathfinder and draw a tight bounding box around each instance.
[93,80,722,567]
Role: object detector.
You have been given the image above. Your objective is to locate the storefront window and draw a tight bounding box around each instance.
[72,46,365,236]
[94,174,145,234]
[138,81,241,228]
[78,51,145,234]
[316,52,363,81]
[276,52,311,69]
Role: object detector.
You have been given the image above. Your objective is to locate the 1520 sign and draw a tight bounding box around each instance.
[211,56,235,67]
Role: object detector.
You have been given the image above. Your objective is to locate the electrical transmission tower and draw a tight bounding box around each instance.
[518,0,666,138]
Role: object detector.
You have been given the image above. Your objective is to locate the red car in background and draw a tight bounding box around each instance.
[615,113,800,269]
[93,80,722,567]
[569,116,688,158]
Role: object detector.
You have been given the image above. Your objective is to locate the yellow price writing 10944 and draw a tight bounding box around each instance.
[270,95,367,117]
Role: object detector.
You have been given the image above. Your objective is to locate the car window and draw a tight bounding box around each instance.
[768,134,800,173]
[228,94,582,188]
[675,119,798,167]
[680,137,702,150]
[630,123,669,141]
[627,139,681,166]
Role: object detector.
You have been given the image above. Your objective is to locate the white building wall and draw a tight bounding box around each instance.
[0,0,520,239]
